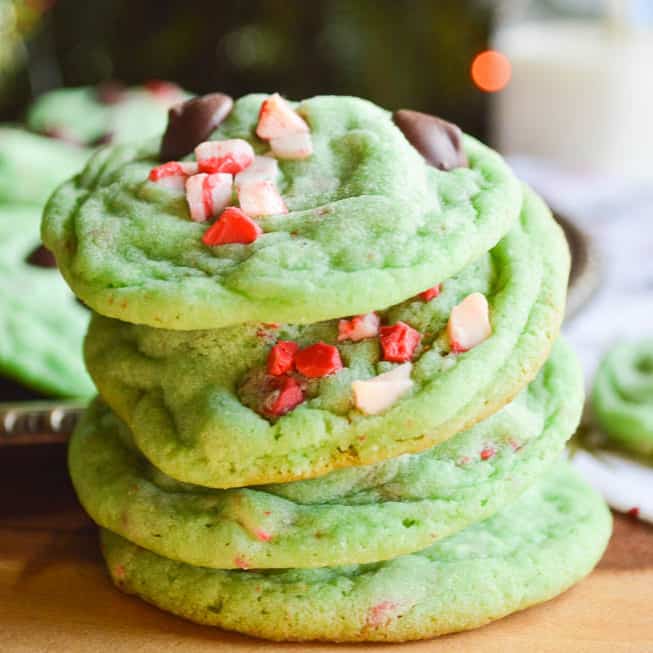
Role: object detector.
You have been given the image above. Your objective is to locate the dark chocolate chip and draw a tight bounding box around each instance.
[26,244,57,268]
[90,131,114,146]
[393,109,468,171]
[159,93,234,161]
[96,80,127,105]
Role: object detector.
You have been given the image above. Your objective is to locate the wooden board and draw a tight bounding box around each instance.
[1,444,651,653]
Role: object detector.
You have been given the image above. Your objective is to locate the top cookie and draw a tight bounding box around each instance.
[42,93,522,329]
[26,81,189,147]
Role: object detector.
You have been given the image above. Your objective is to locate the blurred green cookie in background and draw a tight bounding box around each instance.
[26,81,189,147]
[0,203,93,396]
[592,339,653,457]
[0,127,88,206]
[100,463,611,642]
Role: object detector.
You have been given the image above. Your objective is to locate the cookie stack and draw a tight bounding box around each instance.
[43,92,611,642]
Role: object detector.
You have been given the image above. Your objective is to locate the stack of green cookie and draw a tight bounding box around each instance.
[43,92,611,642]
[0,81,188,396]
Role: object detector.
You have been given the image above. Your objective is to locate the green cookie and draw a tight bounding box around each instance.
[592,340,653,456]
[100,464,611,642]
[0,127,89,206]
[0,204,93,396]
[42,93,521,329]
[26,83,189,146]
[83,186,568,488]
[70,340,582,569]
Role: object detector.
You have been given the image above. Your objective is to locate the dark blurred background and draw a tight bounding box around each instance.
[0,0,493,138]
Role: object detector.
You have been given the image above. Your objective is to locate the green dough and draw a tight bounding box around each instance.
[70,341,582,569]
[0,127,89,206]
[26,84,189,146]
[100,464,611,642]
[592,339,653,456]
[83,186,568,487]
[42,93,522,329]
[0,204,94,396]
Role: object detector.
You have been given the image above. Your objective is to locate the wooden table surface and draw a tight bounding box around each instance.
[1,443,652,653]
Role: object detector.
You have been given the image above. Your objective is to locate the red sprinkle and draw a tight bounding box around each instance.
[627,507,640,519]
[480,447,495,460]
[202,207,262,246]
[148,161,186,181]
[294,342,343,378]
[379,322,421,363]
[267,341,299,376]
[262,375,304,417]
[144,79,180,97]
[234,555,249,569]
[253,528,272,542]
[366,601,399,628]
[419,284,442,302]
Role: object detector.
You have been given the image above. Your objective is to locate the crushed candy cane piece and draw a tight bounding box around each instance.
[294,342,343,378]
[267,341,299,376]
[144,79,182,101]
[195,138,255,174]
[185,172,233,222]
[149,161,199,191]
[419,284,442,302]
[338,312,380,342]
[262,375,304,417]
[447,292,492,353]
[235,155,279,189]
[256,93,309,140]
[202,207,262,246]
[238,180,287,217]
[253,528,272,542]
[379,321,421,363]
[352,363,413,415]
[270,132,313,160]
[480,447,495,460]
[234,555,249,569]
[366,601,400,628]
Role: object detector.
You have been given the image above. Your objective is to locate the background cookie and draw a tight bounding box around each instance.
[26,82,188,147]
[100,464,611,642]
[0,204,93,396]
[43,94,522,329]
[592,339,653,456]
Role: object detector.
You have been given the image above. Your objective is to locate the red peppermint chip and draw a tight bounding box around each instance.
[202,207,262,246]
[480,447,496,460]
[262,375,304,417]
[294,342,343,378]
[419,284,442,302]
[379,322,421,363]
[267,340,299,376]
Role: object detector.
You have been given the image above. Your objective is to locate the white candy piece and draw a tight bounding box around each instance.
[338,312,380,342]
[238,180,287,217]
[447,292,492,353]
[149,161,198,192]
[185,172,233,222]
[270,132,313,160]
[194,139,255,174]
[352,363,413,416]
[256,93,310,140]
[234,155,279,189]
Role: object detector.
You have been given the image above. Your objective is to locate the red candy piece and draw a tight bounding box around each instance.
[267,340,299,376]
[262,375,304,417]
[419,284,442,302]
[144,79,181,99]
[202,207,262,246]
[480,447,495,460]
[379,322,421,363]
[195,139,255,175]
[294,342,343,378]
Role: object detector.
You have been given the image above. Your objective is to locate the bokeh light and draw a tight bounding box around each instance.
[471,49,511,93]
